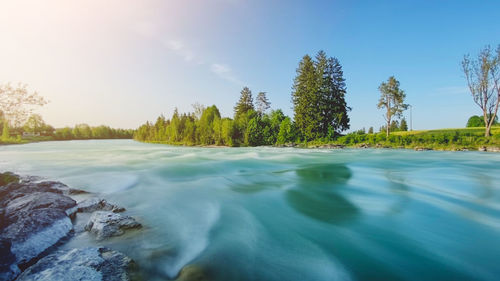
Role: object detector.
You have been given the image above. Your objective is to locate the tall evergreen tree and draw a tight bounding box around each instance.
[292,55,320,141]
[255,92,271,115]
[316,51,350,136]
[292,51,350,141]
[234,87,254,119]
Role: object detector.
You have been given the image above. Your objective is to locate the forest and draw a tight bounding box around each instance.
[134,51,350,146]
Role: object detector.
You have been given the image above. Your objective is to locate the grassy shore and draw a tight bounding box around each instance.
[305,127,500,151]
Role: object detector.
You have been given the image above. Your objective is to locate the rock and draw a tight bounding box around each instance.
[414,147,432,151]
[175,265,209,281]
[16,247,135,281]
[85,211,141,240]
[0,172,19,187]
[0,176,76,280]
[478,146,487,152]
[358,143,370,148]
[317,144,344,149]
[486,146,500,152]
[68,198,126,216]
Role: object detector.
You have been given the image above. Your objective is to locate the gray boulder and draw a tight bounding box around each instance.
[67,198,125,218]
[16,247,135,281]
[0,177,76,280]
[85,211,141,240]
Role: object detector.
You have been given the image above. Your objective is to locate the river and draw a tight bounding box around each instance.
[1,140,499,281]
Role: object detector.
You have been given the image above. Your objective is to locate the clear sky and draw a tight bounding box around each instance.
[1,0,499,130]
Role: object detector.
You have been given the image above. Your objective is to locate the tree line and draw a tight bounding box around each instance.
[134,50,352,146]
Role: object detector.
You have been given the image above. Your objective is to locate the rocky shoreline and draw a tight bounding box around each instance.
[0,172,141,281]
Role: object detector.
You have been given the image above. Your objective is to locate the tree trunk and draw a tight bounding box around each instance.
[483,111,490,137]
[386,118,390,138]
[485,124,491,137]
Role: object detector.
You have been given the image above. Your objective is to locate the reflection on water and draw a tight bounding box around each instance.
[1,140,500,281]
[286,164,357,223]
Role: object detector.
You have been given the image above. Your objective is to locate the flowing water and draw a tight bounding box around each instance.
[1,140,500,281]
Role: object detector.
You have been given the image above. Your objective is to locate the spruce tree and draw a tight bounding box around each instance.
[292,55,319,141]
[234,87,254,119]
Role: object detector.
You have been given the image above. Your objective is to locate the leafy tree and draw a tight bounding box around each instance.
[1,120,9,141]
[234,87,254,120]
[377,76,408,137]
[466,115,483,127]
[400,118,408,131]
[462,45,500,137]
[276,117,294,144]
[255,92,271,115]
[198,105,221,145]
[0,83,47,128]
[245,116,264,146]
[23,114,46,134]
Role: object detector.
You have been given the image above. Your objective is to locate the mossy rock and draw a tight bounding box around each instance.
[175,265,210,281]
[0,172,20,186]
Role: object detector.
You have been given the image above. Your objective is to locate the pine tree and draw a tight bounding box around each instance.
[316,51,350,137]
[234,87,254,119]
[255,92,271,115]
[292,51,350,141]
[400,118,408,131]
[292,55,319,141]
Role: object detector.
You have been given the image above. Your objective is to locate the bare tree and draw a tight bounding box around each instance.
[255,91,271,115]
[0,83,47,127]
[377,76,408,138]
[462,45,500,137]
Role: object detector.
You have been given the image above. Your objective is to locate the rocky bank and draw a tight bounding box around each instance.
[0,172,141,281]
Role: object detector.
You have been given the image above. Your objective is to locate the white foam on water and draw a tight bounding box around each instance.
[161,201,221,278]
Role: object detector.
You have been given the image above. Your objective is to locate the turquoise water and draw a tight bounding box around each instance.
[1,140,500,281]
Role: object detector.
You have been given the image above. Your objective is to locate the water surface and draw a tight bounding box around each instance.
[1,140,499,280]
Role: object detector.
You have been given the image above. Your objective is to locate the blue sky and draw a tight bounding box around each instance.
[1,0,499,130]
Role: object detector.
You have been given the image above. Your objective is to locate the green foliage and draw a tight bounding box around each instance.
[466,115,483,127]
[1,120,10,141]
[292,51,350,141]
[400,118,408,131]
[466,115,498,127]
[54,125,133,140]
[234,87,254,120]
[378,76,408,136]
[332,127,500,150]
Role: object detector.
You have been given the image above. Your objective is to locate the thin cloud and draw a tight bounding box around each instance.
[210,63,244,85]
[133,21,243,84]
[163,39,196,62]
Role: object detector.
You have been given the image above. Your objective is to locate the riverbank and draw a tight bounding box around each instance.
[0,171,142,280]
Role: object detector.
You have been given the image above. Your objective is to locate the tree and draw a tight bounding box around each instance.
[1,120,9,141]
[316,51,350,136]
[377,76,408,137]
[462,45,500,137]
[400,118,408,131]
[276,117,294,144]
[255,92,271,115]
[368,127,374,134]
[234,87,254,119]
[23,114,46,134]
[0,83,47,127]
[466,115,483,127]
[292,54,320,141]
[292,51,350,141]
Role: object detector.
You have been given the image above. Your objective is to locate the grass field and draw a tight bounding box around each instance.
[330,127,500,151]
